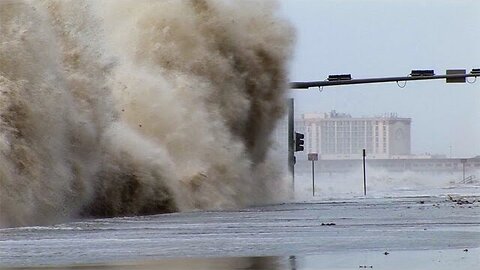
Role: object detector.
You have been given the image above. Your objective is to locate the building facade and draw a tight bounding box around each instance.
[296,111,411,160]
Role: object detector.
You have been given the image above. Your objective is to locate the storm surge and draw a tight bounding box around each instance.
[0,0,294,227]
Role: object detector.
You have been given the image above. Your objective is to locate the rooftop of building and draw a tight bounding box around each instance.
[300,110,411,122]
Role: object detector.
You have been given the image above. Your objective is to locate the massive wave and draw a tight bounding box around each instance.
[0,0,294,227]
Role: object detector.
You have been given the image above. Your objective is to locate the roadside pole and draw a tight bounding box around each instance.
[363,149,367,196]
[288,98,295,196]
[461,159,467,182]
[308,153,318,197]
[312,159,315,196]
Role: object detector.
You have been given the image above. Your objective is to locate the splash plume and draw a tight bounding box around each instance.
[0,0,294,227]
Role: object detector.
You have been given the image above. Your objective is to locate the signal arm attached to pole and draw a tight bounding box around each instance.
[290,69,479,89]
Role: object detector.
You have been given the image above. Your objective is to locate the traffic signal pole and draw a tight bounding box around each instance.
[288,98,306,198]
[290,71,479,89]
[288,98,295,195]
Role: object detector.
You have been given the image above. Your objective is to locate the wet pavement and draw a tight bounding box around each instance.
[1,189,479,269]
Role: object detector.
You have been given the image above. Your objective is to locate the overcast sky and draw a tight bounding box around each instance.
[279,0,480,157]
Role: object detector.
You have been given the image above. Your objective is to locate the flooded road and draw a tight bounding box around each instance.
[1,188,479,269]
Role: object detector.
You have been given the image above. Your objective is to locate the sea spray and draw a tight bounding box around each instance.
[0,0,294,227]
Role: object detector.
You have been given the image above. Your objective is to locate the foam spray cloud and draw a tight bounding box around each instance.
[0,0,294,227]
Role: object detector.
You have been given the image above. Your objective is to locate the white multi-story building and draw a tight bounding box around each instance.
[296,111,411,160]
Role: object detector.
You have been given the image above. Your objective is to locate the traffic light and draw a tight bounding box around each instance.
[295,132,304,152]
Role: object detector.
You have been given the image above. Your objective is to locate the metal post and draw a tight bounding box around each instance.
[288,98,295,196]
[460,159,467,182]
[289,255,297,270]
[308,153,319,197]
[312,160,315,197]
[363,149,367,196]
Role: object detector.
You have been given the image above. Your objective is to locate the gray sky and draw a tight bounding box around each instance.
[280,0,480,157]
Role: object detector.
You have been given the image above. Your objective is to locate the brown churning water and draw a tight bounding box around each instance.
[0,0,294,227]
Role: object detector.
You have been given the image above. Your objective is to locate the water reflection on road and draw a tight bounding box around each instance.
[53,256,288,270]
[22,250,479,270]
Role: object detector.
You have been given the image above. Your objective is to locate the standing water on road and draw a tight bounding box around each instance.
[1,186,479,269]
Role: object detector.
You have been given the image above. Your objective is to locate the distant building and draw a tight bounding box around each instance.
[296,111,411,160]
